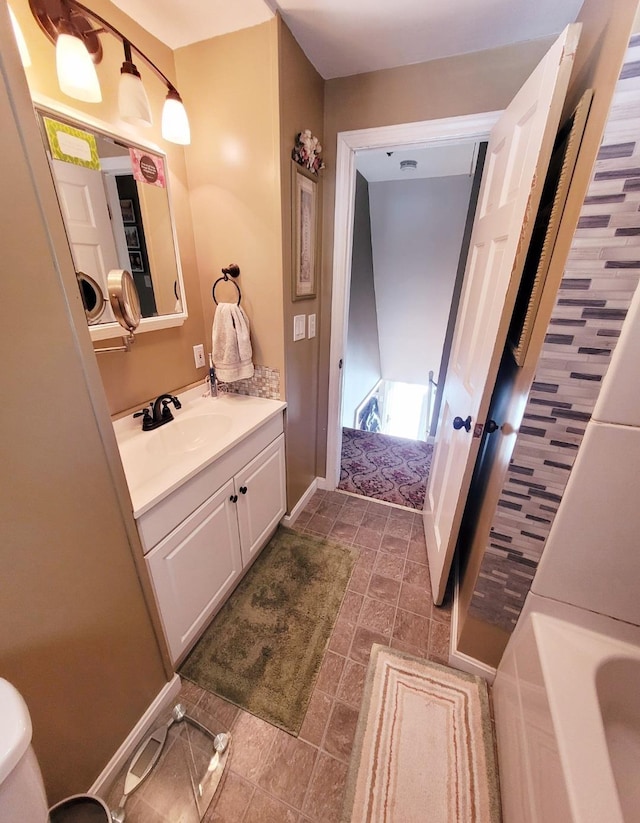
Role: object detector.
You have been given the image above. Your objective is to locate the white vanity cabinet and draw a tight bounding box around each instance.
[235,436,286,565]
[145,480,243,663]
[137,412,286,663]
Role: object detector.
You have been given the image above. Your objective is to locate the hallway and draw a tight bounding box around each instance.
[338,428,434,509]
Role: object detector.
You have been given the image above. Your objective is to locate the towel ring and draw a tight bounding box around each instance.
[212,264,241,306]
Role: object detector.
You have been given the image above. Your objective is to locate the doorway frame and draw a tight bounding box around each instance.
[326,111,502,488]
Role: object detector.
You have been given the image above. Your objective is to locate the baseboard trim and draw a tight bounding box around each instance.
[282,478,319,526]
[89,674,182,797]
[449,647,496,684]
[316,476,331,491]
[448,561,496,684]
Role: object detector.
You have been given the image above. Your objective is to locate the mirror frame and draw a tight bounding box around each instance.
[32,92,188,341]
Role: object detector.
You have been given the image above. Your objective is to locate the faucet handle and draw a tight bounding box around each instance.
[133,405,153,430]
[133,406,152,420]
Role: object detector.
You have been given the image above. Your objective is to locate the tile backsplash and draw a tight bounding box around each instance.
[219,364,281,400]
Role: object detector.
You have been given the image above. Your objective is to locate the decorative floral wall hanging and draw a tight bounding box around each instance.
[292,129,325,174]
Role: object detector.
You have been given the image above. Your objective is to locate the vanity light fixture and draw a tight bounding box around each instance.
[28,0,191,144]
[55,15,102,102]
[9,6,32,68]
[118,40,152,128]
[161,88,191,146]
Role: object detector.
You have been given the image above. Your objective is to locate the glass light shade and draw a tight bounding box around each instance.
[56,31,102,103]
[162,90,190,145]
[9,7,31,68]
[119,67,152,127]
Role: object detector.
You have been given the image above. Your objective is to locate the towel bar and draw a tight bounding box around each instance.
[212,263,241,305]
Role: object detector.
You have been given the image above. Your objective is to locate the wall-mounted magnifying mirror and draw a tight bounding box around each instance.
[109,268,141,333]
[77,271,106,324]
[34,104,187,341]
[94,269,142,353]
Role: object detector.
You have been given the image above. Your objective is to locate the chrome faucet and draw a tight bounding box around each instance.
[133,394,182,431]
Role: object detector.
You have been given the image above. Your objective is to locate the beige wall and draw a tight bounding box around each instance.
[175,20,285,383]
[277,16,325,508]
[13,0,206,415]
[1,3,168,802]
[317,37,557,470]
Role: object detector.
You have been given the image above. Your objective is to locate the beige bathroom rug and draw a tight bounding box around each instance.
[342,645,500,822]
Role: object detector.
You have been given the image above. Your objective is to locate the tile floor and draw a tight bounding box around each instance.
[154,490,452,822]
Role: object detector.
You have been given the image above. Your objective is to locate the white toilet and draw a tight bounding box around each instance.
[0,678,110,823]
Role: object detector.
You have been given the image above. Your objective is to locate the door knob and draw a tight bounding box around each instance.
[230,494,238,503]
[239,486,248,494]
[453,415,472,432]
[485,419,500,434]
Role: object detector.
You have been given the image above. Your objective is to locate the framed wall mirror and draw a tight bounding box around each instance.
[34,101,188,341]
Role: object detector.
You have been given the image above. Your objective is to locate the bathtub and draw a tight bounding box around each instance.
[493,594,640,822]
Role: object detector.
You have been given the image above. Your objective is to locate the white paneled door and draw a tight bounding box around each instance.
[51,158,120,323]
[424,25,581,605]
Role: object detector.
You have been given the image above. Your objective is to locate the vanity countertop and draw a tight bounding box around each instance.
[113,386,286,517]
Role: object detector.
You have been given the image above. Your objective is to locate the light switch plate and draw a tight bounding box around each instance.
[308,313,316,338]
[293,315,306,341]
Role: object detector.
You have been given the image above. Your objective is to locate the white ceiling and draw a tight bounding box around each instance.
[110,0,584,79]
[357,144,478,183]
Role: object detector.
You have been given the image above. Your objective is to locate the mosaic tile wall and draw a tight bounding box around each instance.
[469,35,640,633]
[219,363,281,400]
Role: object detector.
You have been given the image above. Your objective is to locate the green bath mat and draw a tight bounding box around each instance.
[179,526,356,734]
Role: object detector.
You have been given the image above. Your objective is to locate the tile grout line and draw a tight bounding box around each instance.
[238,783,257,823]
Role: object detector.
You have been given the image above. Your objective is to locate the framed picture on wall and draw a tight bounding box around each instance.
[292,161,319,300]
[129,251,144,272]
[124,225,140,249]
[119,199,135,223]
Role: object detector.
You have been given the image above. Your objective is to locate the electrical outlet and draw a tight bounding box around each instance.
[308,313,316,338]
[193,343,206,368]
[293,315,306,341]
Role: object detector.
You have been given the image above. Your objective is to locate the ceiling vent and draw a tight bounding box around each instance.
[400,159,418,172]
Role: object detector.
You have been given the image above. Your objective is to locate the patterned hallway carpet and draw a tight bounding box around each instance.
[338,428,433,510]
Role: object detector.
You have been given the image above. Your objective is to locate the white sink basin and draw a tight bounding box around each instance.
[112,387,286,516]
[147,414,232,456]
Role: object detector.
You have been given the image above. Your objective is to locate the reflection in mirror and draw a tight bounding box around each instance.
[35,106,187,339]
[77,271,105,324]
[94,269,142,354]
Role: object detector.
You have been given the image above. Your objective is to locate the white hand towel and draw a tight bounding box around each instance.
[212,303,254,382]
